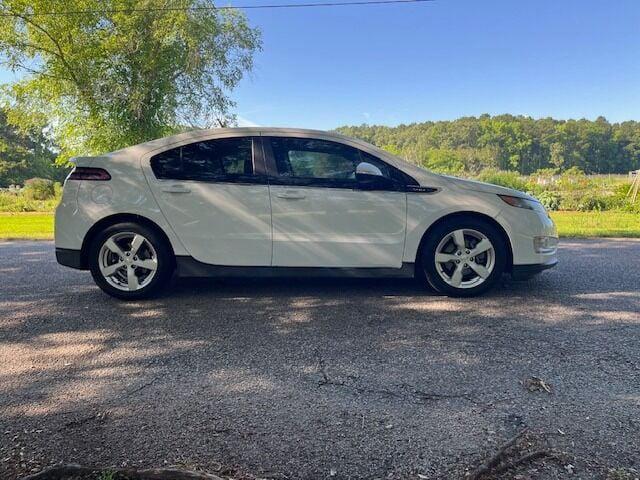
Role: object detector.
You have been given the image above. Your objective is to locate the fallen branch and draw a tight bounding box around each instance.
[468,429,527,480]
[399,384,475,402]
[21,464,224,480]
[316,355,344,386]
[491,450,554,476]
[63,410,109,429]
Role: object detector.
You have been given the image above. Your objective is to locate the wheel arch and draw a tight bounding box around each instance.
[80,213,176,269]
[414,211,514,275]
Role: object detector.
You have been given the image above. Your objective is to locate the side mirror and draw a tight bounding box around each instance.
[355,162,384,182]
[356,162,384,178]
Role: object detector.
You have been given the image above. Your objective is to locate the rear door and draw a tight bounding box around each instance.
[264,136,407,268]
[143,136,272,266]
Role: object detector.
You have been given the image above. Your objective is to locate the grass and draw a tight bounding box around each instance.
[550,211,640,238]
[0,213,54,240]
[0,210,638,241]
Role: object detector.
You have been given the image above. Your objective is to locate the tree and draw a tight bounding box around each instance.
[336,115,640,175]
[0,0,261,163]
[0,108,63,186]
[549,142,565,170]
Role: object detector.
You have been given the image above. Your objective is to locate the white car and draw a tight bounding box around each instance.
[55,128,558,299]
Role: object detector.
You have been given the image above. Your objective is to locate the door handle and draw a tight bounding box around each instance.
[161,184,191,194]
[275,191,306,200]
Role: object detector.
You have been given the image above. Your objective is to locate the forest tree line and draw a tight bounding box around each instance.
[3,113,640,187]
[336,114,640,175]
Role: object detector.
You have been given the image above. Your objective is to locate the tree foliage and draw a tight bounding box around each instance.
[0,0,261,163]
[336,114,640,175]
[0,108,63,186]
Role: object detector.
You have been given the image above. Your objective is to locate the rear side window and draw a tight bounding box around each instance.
[151,137,253,181]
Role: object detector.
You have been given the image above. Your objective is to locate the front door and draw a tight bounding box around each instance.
[265,136,407,268]
[144,136,272,266]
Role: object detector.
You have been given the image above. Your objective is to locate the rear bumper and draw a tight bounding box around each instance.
[56,248,85,270]
[511,258,558,280]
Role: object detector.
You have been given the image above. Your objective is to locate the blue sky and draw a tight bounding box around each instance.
[232,0,640,128]
[1,0,639,129]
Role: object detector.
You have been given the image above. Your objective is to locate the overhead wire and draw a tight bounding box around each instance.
[0,0,434,17]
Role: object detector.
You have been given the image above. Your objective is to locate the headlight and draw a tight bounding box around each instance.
[498,194,542,211]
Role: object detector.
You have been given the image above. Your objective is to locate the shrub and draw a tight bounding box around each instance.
[0,187,61,212]
[535,190,562,211]
[577,195,608,211]
[561,166,586,178]
[23,178,56,200]
[475,169,527,191]
[533,167,559,177]
[613,183,640,213]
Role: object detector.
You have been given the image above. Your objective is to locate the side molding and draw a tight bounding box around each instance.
[176,257,416,279]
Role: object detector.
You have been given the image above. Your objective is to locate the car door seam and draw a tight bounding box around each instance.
[138,152,190,255]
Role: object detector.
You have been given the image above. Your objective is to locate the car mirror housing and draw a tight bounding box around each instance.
[355,162,395,190]
[356,161,384,179]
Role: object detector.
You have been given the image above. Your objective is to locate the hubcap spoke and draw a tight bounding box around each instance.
[470,239,492,256]
[452,229,466,250]
[101,262,125,276]
[130,234,145,257]
[450,265,463,287]
[435,253,458,263]
[127,267,139,290]
[104,239,125,257]
[468,262,490,278]
[133,258,157,271]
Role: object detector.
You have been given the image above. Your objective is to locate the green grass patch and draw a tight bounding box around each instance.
[0,213,54,240]
[550,211,640,238]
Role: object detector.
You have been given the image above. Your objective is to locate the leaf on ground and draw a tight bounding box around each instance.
[523,376,552,393]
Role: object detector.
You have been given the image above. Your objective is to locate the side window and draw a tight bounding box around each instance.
[270,137,392,184]
[151,137,253,181]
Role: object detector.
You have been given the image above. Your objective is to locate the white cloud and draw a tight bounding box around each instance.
[236,115,261,127]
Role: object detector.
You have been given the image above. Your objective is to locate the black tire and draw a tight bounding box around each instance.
[88,222,174,300]
[419,216,507,297]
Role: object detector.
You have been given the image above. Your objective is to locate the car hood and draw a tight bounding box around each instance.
[439,175,536,199]
[378,154,536,201]
[402,166,535,201]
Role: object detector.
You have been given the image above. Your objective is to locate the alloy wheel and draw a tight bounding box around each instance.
[434,229,495,289]
[98,232,158,291]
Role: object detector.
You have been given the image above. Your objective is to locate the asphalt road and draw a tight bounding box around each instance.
[1,239,639,479]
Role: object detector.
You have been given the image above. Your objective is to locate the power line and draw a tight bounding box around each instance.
[0,0,434,17]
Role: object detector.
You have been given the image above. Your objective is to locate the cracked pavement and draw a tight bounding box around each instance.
[1,239,639,479]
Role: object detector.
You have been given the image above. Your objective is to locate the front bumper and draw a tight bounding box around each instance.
[56,248,85,270]
[511,257,558,280]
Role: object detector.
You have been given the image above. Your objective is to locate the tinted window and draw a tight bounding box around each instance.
[151,137,253,181]
[270,137,392,182]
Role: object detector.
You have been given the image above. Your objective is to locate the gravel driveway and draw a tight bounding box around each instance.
[1,239,639,479]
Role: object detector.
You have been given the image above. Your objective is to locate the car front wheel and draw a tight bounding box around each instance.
[420,217,507,297]
[88,222,174,300]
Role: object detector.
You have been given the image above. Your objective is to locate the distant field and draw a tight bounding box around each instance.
[0,213,54,240]
[1,211,638,241]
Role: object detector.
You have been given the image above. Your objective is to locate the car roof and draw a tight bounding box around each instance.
[111,127,364,156]
[104,126,435,182]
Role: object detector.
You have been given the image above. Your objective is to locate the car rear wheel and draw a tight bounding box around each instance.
[88,222,173,300]
[420,217,507,297]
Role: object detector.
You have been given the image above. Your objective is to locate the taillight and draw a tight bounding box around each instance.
[68,167,111,181]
